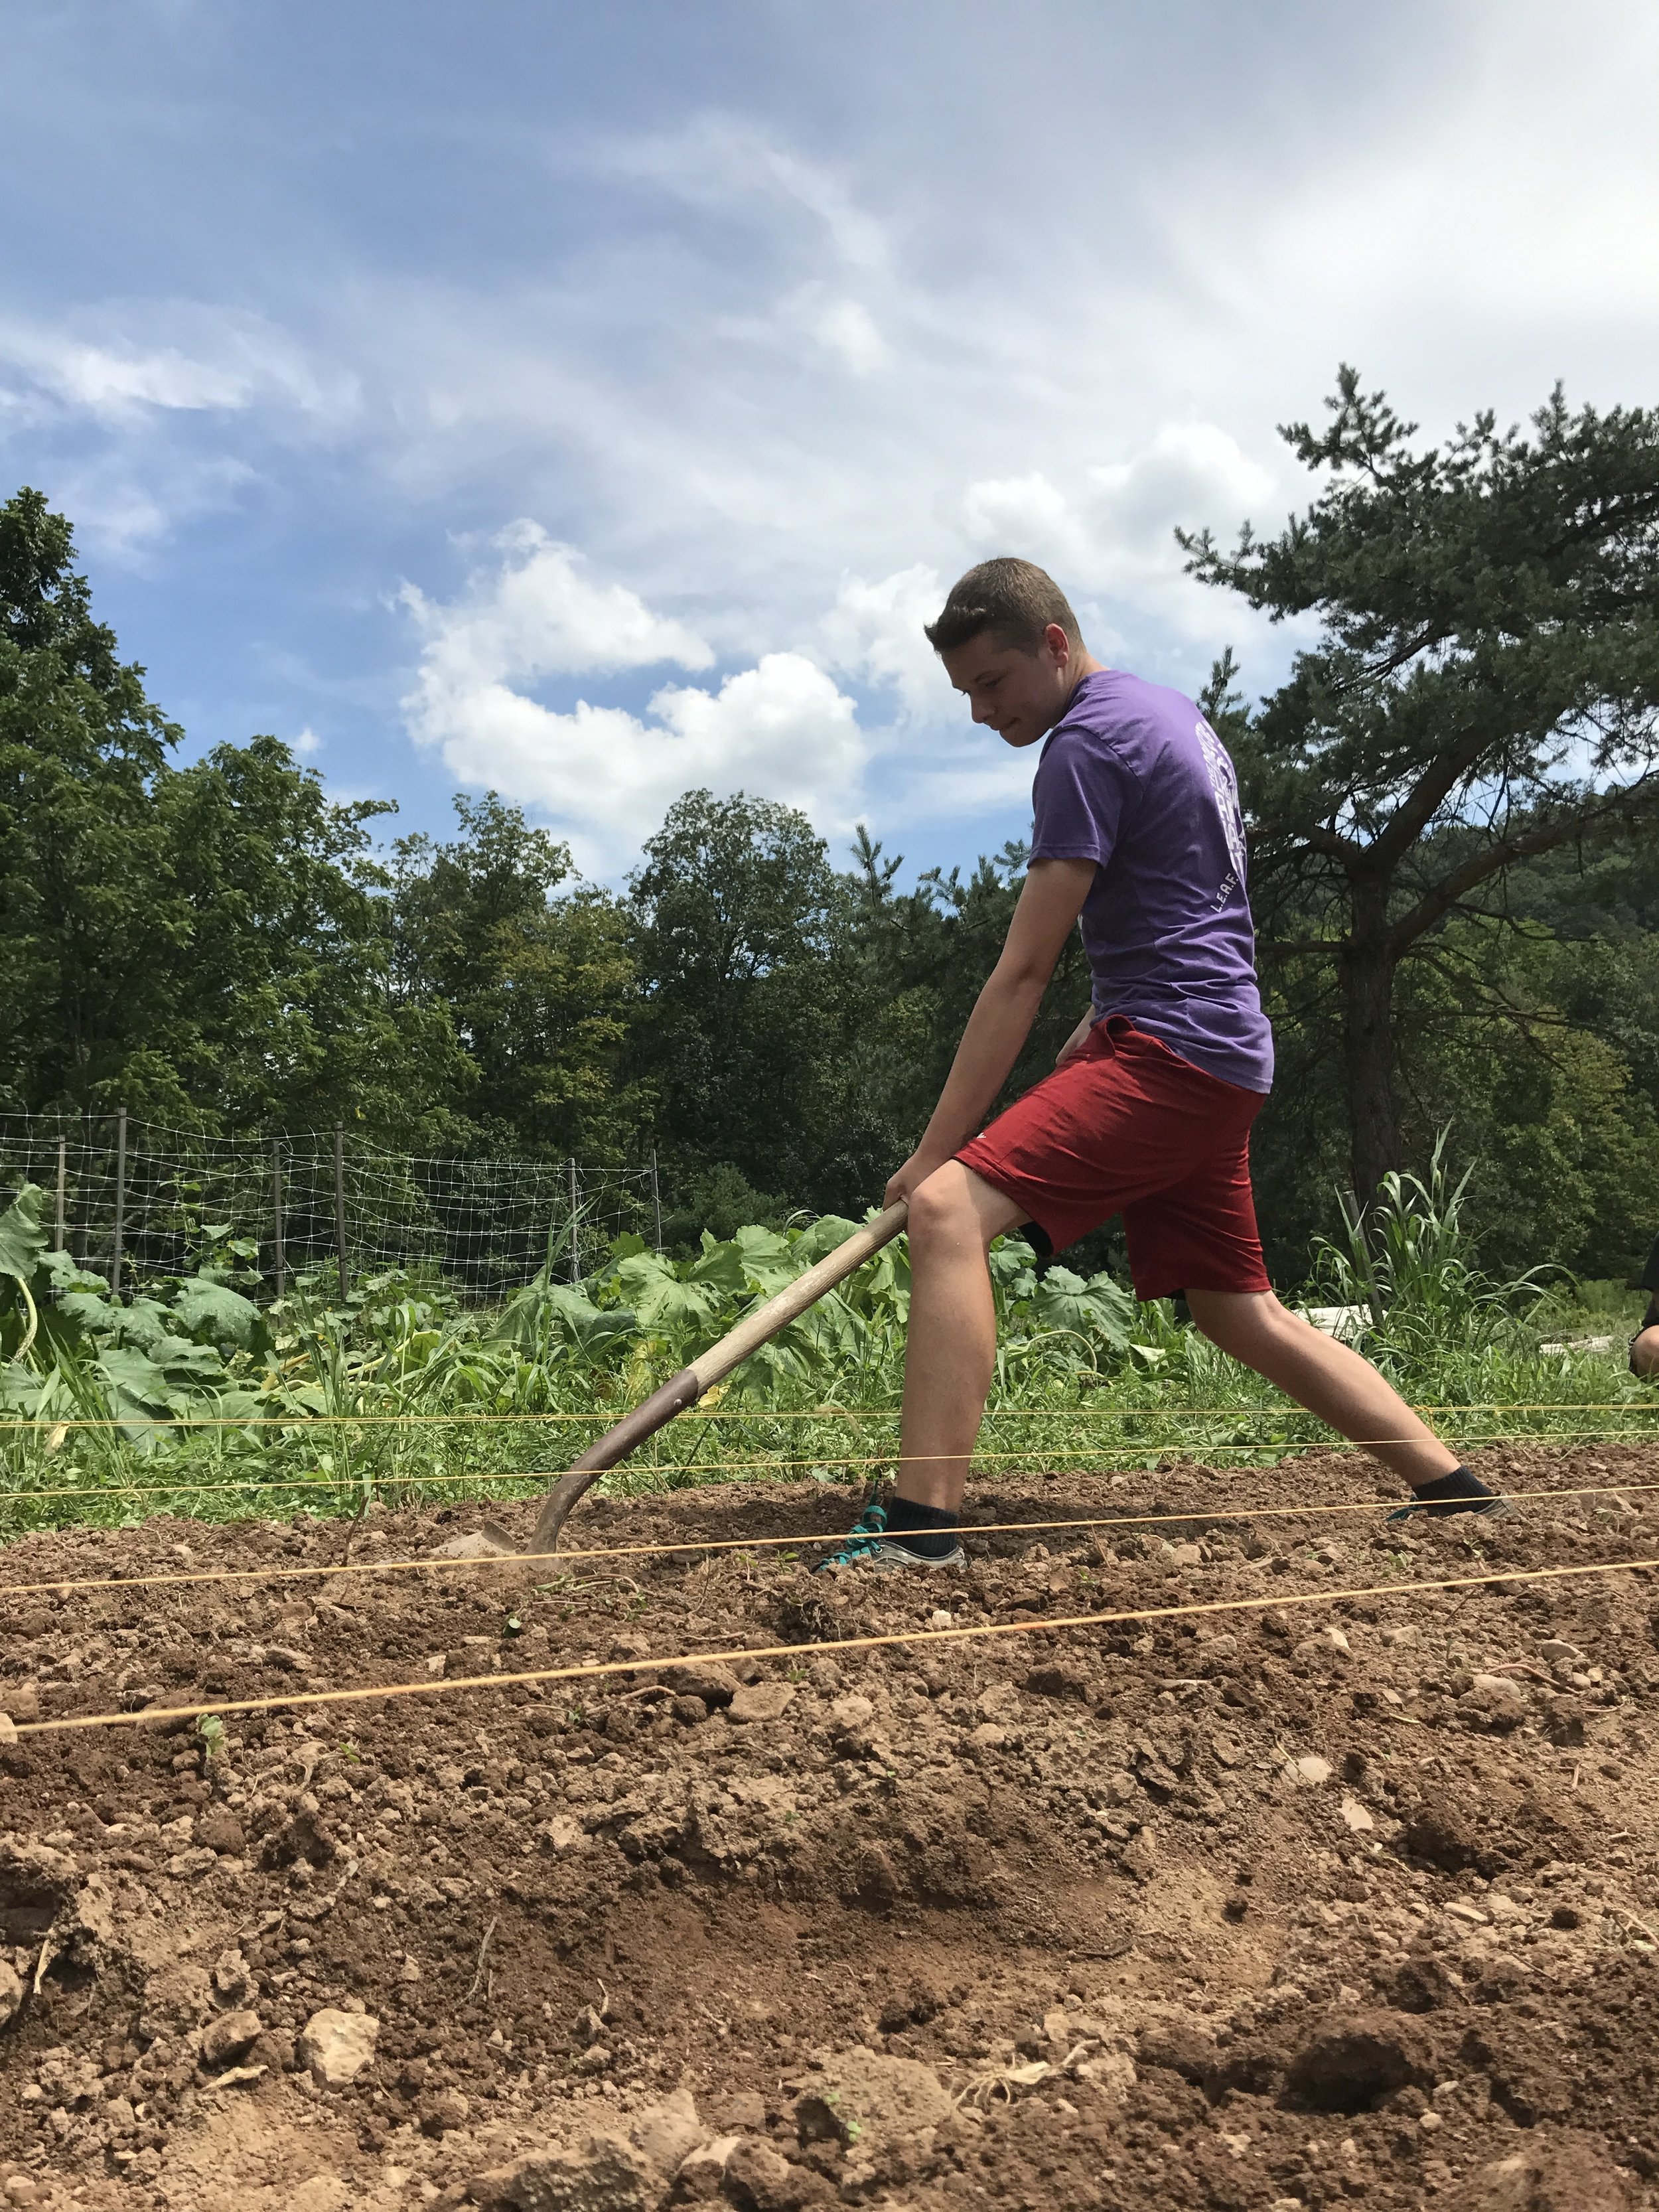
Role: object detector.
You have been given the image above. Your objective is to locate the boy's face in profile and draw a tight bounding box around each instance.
[939,623,1080,750]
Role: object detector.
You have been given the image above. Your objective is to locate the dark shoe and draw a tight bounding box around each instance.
[812,1501,966,1574]
[1386,1469,1513,1523]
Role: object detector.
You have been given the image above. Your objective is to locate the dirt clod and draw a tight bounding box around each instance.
[1449,2135,1637,2209]
[469,2131,660,2210]
[1286,2010,1436,2111]
[192,1806,246,1856]
[199,2008,261,2066]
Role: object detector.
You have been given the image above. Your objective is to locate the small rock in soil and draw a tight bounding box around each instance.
[419,2086,470,2136]
[727,1682,795,1724]
[298,2006,380,2089]
[199,2008,262,2066]
[628,2086,704,2174]
[670,1661,739,1708]
[192,1805,246,1855]
[794,2047,951,2156]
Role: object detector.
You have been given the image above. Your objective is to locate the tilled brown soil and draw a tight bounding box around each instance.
[2,1443,1658,2212]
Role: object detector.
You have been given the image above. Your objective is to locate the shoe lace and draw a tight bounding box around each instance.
[817,1501,889,1571]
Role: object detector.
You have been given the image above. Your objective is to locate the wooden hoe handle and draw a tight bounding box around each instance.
[521,1201,909,1554]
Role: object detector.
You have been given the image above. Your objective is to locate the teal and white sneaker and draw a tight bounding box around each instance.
[813,1501,966,1574]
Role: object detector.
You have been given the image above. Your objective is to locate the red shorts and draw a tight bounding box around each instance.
[956,1015,1271,1299]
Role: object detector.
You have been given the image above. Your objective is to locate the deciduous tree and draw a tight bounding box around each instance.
[391,793,641,1159]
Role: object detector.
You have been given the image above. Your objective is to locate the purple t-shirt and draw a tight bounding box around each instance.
[1028,670,1274,1092]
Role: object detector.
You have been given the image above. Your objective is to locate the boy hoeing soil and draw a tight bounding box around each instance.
[822,557,1508,1573]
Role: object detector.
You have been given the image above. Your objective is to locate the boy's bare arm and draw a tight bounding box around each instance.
[885,857,1096,1205]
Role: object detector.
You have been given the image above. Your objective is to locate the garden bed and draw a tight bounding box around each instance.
[2,1443,1658,2209]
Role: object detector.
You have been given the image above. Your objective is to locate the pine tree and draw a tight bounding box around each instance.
[1185,371,1659,1197]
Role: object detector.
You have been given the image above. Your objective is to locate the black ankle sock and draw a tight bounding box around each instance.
[1410,1467,1496,1503]
[883,1497,961,1560]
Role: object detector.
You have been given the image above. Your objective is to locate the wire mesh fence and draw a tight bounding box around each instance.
[0,1112,663,1304]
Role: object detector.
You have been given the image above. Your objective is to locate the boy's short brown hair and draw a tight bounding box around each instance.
[923,557,1082,656]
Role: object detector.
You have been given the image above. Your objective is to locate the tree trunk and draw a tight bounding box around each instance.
[1339,879,1400,1200]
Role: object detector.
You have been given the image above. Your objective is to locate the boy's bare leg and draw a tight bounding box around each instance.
[1184,1288,1459,1487]
[893,1202,1463,1521]
[894,1162,1027,1512]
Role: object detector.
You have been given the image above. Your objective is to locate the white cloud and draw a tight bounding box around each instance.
[406,652,866,875]
[0,303,358,552]
[291,726,323,757]
[0,305,354,424]
[783,286,890,376]
[400,530,867,871]
[960,425,1279,639]
[399,523,714,692]
[38,451,259,556]
[818,563,944,718]
[605,114,889,273]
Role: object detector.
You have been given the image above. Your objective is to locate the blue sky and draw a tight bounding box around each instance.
[5,0,1658,883]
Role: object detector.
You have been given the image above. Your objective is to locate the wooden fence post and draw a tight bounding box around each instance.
[568,1157,581,1285]
[111,1106,128,1295]
[650,1149,663,1255]
[272,1140,286,1302]
[54,1136,66,1253]
[334,1123,349,1299]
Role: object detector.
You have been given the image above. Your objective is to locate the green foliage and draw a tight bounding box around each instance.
[3,473,1658,1296]
[0,1180,48,1361]
[659,1163,792,1253]
[1311,1133,1551,1363]
[0,491,183,1116]
[0,487,476,1138]
[151,737,474,1139]
[1185,370,1659,1197]
[0,1165,1647,1540]
[391,793,642,1160]
[626,788,881,1209]
[0,1180,277,1435]
[841,827,1094,1183]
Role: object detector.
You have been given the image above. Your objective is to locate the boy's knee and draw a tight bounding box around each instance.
[908,1163,977,1246]
[1188,1287,1293,1357]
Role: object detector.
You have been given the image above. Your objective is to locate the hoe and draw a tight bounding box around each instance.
[501,1201,910,1556]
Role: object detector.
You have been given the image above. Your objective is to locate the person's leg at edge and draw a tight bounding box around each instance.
[1183,1288,1501,1511]
[816,1161,1025,1570]
[895,1161,1028,1512]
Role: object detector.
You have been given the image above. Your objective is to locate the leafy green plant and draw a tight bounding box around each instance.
[1310,1133,1551,1362]
[0,1181,285,1438]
